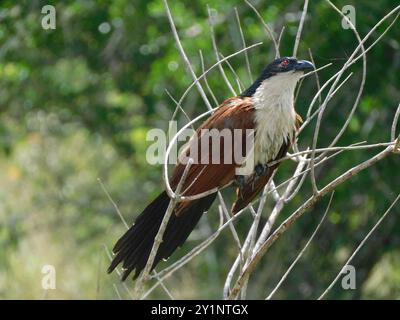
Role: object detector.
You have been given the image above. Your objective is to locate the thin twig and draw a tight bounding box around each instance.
[308,48,322,105]
[244,0,280,58]
[103,244,134,299]
[228,158,307,299]
[235,7,252,83]
[163,0,213,111]
[391,103,400,141]
[303,72,353,129]
[100,184,174,299]
[113,284,123,300]
[266,191,334,299]
[219,52,245,92]
[309,0,367,196]
[268,141,367,196]
[207,5,236,96]
[199,50,219,107]
[317,0,367,154]
[302,7,400,126]
[277,26,285,54]
[223,174,276,299]
[268,141,394,167]
[153,273,175,300]
[218,192,243,252]
[176,42,262,109]
[167,89,193,127]
[98,178,128,229]
[293,0,309,57]
[252,159,307,257]
[318,192,400,300]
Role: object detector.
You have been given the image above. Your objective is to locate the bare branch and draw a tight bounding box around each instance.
[144,205,249,298]
[218,192,243,253]
[253,159,307,256]
[223,173,276,298]
[140,1,400,300]
[268,180,281,203]
[293,0,309,57]
[228,158,307,299]
[228,144,395,299]
[391,103,400,142]
[134,158,194,297]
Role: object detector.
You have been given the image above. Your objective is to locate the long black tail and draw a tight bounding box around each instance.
[107,191,217,280]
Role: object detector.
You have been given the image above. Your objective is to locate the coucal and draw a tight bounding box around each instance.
[108,57,314,280]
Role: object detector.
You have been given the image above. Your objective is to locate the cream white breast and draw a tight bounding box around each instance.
[252,71,302,165]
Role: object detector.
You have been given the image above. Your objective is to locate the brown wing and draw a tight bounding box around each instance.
[231,113,303,213]
[169,96,255,215]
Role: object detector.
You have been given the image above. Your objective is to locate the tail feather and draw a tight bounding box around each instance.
[113,192,169,253]
[108,191,217,280]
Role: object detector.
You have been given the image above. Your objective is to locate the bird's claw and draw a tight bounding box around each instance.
[235,175,246,188]
[255,164,268,176]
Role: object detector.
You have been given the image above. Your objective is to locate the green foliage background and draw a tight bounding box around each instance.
[0,0,399,299]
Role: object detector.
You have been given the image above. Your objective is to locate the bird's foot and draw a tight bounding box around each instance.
[255,164,269,176]
[235,175,246,188]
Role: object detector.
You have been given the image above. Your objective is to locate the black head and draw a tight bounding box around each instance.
[240,57,314,97]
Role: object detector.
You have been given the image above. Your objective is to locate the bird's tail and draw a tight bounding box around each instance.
[107,191,217,280]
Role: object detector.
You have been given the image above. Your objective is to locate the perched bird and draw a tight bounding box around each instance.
[108,56,314,280]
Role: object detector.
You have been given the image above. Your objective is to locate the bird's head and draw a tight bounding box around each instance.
[240,57,314,97]
[263,56,315,75]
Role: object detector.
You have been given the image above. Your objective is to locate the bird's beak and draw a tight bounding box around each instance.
[294,60,315,72]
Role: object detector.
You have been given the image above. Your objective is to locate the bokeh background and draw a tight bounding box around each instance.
[0,0,399,299]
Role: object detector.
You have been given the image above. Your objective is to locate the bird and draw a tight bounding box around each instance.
[107,56,314,280]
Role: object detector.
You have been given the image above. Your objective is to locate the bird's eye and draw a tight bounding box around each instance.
[280,59,289,67]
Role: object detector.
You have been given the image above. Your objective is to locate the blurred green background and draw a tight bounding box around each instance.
[0,0,399,299]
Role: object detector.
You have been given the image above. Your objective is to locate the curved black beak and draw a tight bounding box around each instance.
[294,60,315,72]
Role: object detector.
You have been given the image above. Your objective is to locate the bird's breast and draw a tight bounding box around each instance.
[253,95,296,165]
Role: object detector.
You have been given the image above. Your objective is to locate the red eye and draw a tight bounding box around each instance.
[281,59,289,67]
